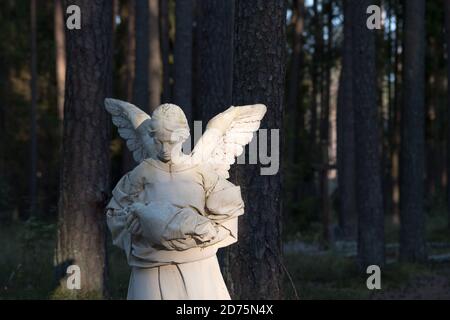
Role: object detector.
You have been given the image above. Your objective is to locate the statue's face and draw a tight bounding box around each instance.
[152,126,184,163]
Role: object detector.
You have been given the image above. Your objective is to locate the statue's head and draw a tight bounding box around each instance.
[150,103,190,163]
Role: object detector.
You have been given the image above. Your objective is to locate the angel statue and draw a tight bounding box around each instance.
[104,98,266,300]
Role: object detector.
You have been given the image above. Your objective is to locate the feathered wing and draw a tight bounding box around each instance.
[191,104,267,179]
[105,98,157,163]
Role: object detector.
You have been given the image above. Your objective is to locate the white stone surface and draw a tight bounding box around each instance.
[104,98,266,300]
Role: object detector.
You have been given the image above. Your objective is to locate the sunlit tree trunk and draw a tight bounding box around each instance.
[54,0,66,123]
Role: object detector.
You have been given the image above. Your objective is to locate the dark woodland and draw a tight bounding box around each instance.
[1,0,450,300]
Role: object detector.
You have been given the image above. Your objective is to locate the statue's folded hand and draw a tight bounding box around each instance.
[126,210,143,236]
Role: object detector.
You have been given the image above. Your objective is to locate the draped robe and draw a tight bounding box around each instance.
[106,157,244,300]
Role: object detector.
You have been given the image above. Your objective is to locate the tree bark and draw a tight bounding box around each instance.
[351,0,385,269]
[173,0,193,124]
[55,0,112,298]
[122,0,137,173]
[286,0,304,115]
[29,0,38,217]
[160,0,171,103]
[133,0,149,112]
[319,0,333,245]
[446,0,450,230]
[225,0,286,300]
[399,0,426,262]
[149,0,162,111]
[54,0,66,123]
[337,0,357,240]
[196,0,234,122]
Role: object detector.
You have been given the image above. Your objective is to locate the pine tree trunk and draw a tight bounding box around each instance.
[337,0,357,240]
[196,0,234,122]
[399,0,426,262]
[133,0,149,112]
[54,0,66,123]
[286,0,304,114]
[174,0,193,124]
[351,0,385,269]
[149,0,161,111]
[319,0,333,245]
[122,0,137,173]
[445,0,450,230]
[29,0,38,217]
[160,0,171,103]
[55,0,112,298]
[225,0,286,300]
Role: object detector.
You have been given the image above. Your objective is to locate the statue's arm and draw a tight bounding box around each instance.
[105,164,145,253]
[201,170,245,247]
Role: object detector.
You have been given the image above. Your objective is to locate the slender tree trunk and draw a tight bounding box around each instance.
[196,0,234,122]
[310,0,322,147]
[225,0,286,300]
[286,0,304,115]
[445,0,450,230]
[122,0,136,173]
[133,0,149,112]
[149,0,162,111]
[391,0,402,224]
[54,0,66,123]
[29,0,38,217]
[399,0,426,262]
[337,0,357,240]
[319,0,333,245]
[55,0,112,298]
[351,0,385,269]
[286,0,305,221]
[160,0,171,103]
[174,0,193,124]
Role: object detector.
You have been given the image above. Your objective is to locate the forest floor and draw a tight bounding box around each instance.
[1,218,450,299]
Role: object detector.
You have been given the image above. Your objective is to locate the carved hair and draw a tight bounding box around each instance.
[150,103,190,142]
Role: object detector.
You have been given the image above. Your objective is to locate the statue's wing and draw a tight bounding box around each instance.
[191,104,267,179]
[105,98,157,163]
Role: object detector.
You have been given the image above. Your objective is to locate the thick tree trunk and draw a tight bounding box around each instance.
[225,0,285,300]
[54,0,66,123]
[29,0,38,217]
[173,0,193,124]
[55,0,112,298]
[399,0,426,262]
[446,0,450,230]
[337,0,357,240]
[351,0,385,269]
[133,0,149,112]
[196,0,234,122]
[195,0,234,292]
[149,0,161,111]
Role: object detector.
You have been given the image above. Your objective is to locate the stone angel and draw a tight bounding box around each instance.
[104,98,266,300]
